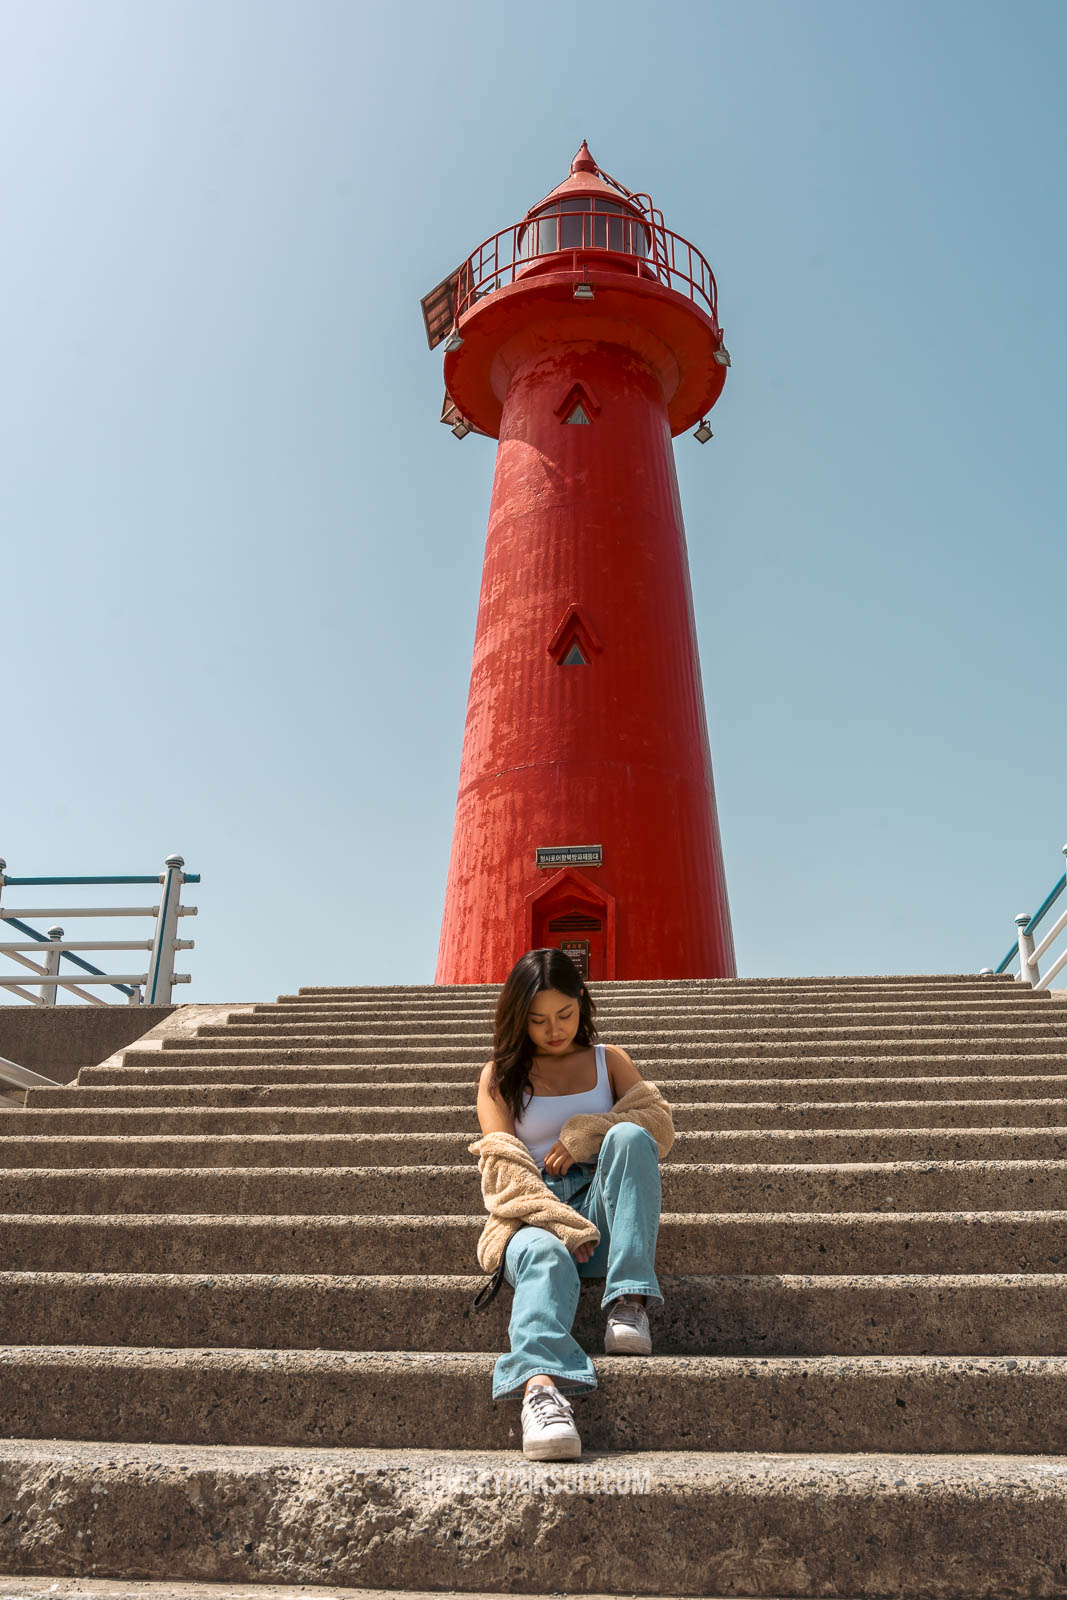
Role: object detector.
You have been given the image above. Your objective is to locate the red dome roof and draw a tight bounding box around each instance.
[526,141,642,216]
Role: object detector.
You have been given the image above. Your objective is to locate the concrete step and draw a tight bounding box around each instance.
[268,990,1033,1013]
[0,1581,536,1600]
[8,1127,1067,1168]
[266,997,1043,1022]
[189,1012,1067,1042]
[1,1270,1066,1358]
[5,1160,1067,1214]
[29,1072,1067,1107]
[0,1585,790,1600]
[0,1437,1062,1596]
[258,986,1047,1007]
[12,1096,1067,1135]
[216,1001,1056,1032]
[287,974,1017,992]
[254,998,1049,1024]
[0,1580,876,1593]
[3,1209,1066,1276]
[80,1053,1067,1085]
[153,1023,1067,1053]
[0,1586,851,1600]
[1,1346,1066,1451]
[267,995,1046,1017]
[2,1583,666,1600]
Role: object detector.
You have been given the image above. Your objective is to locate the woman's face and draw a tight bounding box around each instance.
[527,986,583,1055]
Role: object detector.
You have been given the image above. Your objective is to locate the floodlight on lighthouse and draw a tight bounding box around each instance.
[451,416,472,439]
[713,345,732,367]
[573,282,595,300]
[443,329,464,352]
[693,419,714,443]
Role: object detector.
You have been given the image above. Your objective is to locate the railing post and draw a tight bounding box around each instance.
[1015,912,1040,986]
[145,854,185,1005]
[39,926,64,1007]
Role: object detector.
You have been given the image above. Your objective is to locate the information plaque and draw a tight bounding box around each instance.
[536,845,603,869]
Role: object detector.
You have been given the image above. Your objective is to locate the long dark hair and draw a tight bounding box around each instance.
[488,948,599,1124]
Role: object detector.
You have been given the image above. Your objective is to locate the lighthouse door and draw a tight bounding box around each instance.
[544,913,605,981]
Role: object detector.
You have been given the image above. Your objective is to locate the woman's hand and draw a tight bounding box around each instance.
[541,1143,594,1259]
[542,1140,576,1176]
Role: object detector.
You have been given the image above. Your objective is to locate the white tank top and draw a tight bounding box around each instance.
[513,1042,615,1168]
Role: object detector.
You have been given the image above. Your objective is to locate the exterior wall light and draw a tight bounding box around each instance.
[693,420,714,443]
[573,283,595,300]
[452,418,472,438]
[713,345,732,367]
[444,329,464,352]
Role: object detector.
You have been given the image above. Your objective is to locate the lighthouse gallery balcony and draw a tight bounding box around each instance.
[453,195,720,330]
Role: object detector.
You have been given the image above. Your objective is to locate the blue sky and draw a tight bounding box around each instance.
[2,0,1065,1000]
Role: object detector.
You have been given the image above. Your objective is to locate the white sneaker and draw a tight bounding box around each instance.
[520,1383,582,1460]
[605,1295,652,1355]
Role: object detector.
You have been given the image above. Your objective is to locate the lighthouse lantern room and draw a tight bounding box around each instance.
[422,142,736,983]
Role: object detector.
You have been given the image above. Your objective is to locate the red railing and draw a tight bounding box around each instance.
[452,200,719,329]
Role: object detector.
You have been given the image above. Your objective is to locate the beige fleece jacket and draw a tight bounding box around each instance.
[467,1078,675,1274]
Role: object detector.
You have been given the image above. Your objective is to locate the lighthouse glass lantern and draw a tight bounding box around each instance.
[517,196,650,260]
[422,142,736,983]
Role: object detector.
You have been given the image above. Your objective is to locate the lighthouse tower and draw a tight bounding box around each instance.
[422,142,736,984]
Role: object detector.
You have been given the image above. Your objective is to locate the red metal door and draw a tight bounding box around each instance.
[542,912,605,981]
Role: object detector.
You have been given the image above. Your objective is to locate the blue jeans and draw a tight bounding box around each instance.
[491,1121,664,1402]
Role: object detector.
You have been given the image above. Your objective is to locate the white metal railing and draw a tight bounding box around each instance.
[983,843,1067,992]
[0,854,198,1006]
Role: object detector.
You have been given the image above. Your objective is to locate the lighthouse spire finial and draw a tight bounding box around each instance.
[570,139,598,175]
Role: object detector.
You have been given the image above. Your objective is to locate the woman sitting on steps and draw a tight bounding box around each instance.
[473,947,671,1461]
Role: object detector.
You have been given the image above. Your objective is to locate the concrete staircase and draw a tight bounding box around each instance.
[2,974,1067,1597]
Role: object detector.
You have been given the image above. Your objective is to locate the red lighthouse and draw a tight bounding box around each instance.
[422,142,736,983]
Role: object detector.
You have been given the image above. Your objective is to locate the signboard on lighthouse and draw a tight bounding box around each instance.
[422,142,736,983]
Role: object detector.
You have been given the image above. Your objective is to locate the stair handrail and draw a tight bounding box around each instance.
[0,1052,61,1098]
[984,844,1067,990]
[0,854,199,1006]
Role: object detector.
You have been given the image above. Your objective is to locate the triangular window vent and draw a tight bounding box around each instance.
[548,602,604,668]
[554,382,601,423]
